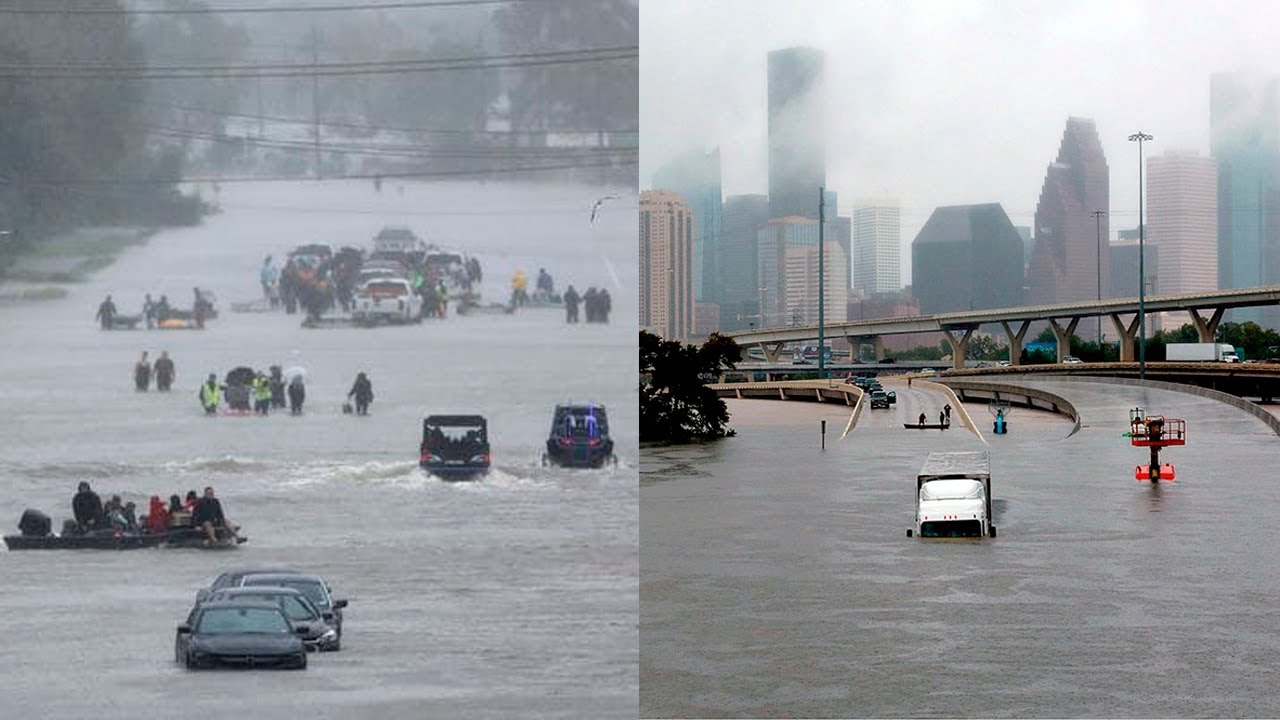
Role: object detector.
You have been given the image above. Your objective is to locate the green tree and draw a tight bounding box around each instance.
[640,331,740,443]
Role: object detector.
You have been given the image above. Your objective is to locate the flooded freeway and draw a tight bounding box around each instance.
[0,179,637,719]
[642,379,1280,718]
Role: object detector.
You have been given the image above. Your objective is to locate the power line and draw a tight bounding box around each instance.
[142,99,637,137]
[0,46,637,79]
[12,157,636,186]
[0,0,527,15]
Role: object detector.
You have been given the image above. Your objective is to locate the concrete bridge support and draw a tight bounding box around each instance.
[1001,320,1031,365]
[845,335,884,361]
[942,328,974,369]
[1189,307,1225,343]
[1109,313,1141,362]
[1048,318,1080,363]
[760,342,786,362]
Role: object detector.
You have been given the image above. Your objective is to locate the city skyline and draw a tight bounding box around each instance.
[641,0,1280,282]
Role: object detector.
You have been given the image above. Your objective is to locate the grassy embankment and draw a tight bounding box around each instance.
[0,228,155,302]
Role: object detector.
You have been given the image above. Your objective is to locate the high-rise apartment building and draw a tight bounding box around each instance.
[768,47,825,220]
[853,202,901,293]
[719,194,770,331]
[1211,71,1280,326]
[1027,117,1110,304]
[784,241,848,326]
[640,190,695,340]
[911,203,1025,314]
[757,216,820,327]
[1147,150,1218,329]
[652,148,723,303]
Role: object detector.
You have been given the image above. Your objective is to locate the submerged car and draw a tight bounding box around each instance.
[869,390,891,409]
[205,587,339,652]
[240,573,348,650]
[544,404,615,468]
[174,600,307,670]
[195,567,302,604]
[420,414,491,480]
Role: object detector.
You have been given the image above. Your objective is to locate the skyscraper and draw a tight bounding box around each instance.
[1026,117,1110,304]
[1147,150,1218,329]
[640,190,695,340]
[784,242,848,325]
[768,47,825,220]
[911,203,1025,314]
[652,148,723,303]
[853,202,902,294]
[1211,71,1280,325]
[757,216,819,327]
[719,194,770,331]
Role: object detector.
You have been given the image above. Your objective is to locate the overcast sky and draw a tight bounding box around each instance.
[641,0,1280,282]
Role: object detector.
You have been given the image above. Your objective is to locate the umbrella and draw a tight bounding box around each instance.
[283,366,307,381]
[225,366,256,386]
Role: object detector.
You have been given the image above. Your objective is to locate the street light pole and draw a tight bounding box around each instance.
[1128,131,1153,381]
[818,186,826,379]
[1092,210,1106,352]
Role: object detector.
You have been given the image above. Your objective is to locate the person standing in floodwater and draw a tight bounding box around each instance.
[134,351,151,391]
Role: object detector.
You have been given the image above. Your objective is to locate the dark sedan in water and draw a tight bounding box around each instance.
[174,601,307,670]
[204,587,339,651]
[240,573,348,649]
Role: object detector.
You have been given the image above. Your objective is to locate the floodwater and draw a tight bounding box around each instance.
[642,380,1280,718]
[0,179,638,719]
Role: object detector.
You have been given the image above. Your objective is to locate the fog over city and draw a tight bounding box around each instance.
[641,0,1280,278]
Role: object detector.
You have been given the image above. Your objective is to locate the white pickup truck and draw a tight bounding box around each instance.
[353,278,422,325]
[907,451,996,539]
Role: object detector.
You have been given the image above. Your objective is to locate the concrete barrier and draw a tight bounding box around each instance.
[939,378,1082,438]
[707,380,865,435]
[1023,375,1280,438]
[915,379,987,445]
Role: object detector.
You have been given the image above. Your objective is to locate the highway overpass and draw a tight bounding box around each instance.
[725,285,1280,369]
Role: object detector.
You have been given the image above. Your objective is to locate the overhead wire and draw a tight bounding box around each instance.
[0,0,531,15]
[0,45,637,79]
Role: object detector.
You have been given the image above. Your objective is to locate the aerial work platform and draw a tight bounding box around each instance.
[1128,408,1185,483]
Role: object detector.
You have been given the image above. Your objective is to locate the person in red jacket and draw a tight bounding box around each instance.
[146,495,170,534]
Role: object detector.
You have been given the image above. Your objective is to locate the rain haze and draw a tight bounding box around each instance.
[641,0,1280,279]
[0,1,637,717]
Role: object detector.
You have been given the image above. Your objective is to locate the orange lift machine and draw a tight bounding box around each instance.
[1128,407,1186,483]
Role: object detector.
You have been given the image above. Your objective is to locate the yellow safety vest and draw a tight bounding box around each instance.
[201,383,220,407]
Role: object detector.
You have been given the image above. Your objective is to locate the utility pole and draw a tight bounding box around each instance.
[1092,210,1106,351]
[256,73,265,139]
[1128,131,1153,380]
[311,26,321,179]
[818,186,825,379]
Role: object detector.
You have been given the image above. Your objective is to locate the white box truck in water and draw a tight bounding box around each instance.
[907,451,995,539]
[1165,342,1240,362]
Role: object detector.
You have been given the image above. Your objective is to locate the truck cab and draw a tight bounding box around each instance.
[908,451,995,539]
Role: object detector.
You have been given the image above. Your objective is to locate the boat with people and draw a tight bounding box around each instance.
[4,508,245,550]
[544,403,616,468]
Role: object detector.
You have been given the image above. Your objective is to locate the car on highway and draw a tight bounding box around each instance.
[918,368,937,377]
[203,586,340,652]
[869,389,891,409]
[175,600,307,670]
[240,573,349,650]
[997,360,1012,367]
[1062,356,1084,364]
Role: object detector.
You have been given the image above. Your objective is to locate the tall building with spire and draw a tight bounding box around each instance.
[1027,117,1110,305]
[1211,71,1280,326]
[768,47,825,220]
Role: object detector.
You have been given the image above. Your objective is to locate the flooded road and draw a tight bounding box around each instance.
[0,179,637,719]
[642,381,1280,718]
